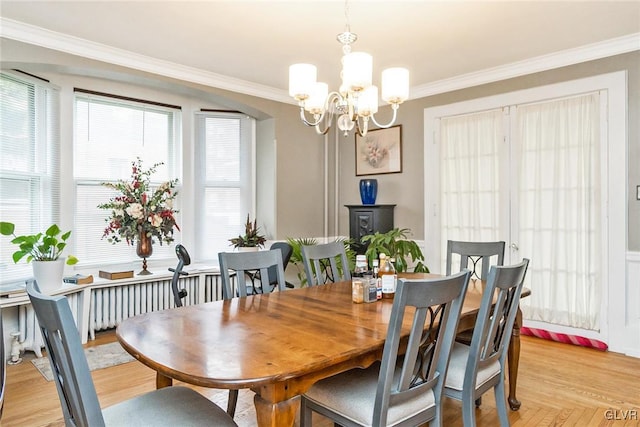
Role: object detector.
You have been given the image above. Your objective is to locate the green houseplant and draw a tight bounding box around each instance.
[0,222,78,293]
[362,227,429,273]
[229,215,267,249]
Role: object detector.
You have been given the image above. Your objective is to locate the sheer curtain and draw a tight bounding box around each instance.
[439,109,503,273]
[517,93,601,330]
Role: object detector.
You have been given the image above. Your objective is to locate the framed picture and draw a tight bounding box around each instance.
[355,125,402,176]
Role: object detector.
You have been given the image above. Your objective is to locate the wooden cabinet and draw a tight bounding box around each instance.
[345,205,395,254]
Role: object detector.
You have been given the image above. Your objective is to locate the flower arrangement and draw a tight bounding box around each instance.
[98,158,179,246]
[362,135,389,168]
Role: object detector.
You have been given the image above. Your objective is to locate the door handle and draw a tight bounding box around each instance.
[510,243,519,251]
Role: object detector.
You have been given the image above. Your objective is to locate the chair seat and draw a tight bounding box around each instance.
[444,343,501,392]
[103,386,237,426]
[303,362,436,426]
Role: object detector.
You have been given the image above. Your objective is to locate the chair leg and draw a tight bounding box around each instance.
[494,381,510,427]
[462,392,477,427]
[227,389,239,417]
[475,396,482,407]
[299,397,311,427]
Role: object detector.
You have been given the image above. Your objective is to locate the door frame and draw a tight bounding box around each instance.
[423,71,627,352]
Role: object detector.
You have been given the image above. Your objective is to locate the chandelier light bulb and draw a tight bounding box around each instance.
[305,82,329,114]
[381,67,409,104]
[342,52,372,92]
[289,64,317,100]
[357,86,379,117]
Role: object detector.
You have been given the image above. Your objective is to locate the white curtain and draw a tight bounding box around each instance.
[518,93,601,330]
[439,109,503,273]
[438,93,601,331]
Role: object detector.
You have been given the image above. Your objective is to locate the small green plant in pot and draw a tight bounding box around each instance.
[362,227,429,273]
[0,222,78,293]
[229,215,267,249]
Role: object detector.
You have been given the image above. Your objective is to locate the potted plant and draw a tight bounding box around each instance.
[229,215,267,251]
[362,227,429,273]
[0,222,78,293]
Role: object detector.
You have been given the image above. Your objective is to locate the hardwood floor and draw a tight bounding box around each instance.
[3,332,639,426]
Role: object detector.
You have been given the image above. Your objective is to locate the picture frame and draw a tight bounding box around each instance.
[355,125,402,176]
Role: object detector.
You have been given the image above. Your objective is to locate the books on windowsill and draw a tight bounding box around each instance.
[63,274,94,285]
[98,269,134,280]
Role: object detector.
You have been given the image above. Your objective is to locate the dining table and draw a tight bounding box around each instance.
[116,273,530,427]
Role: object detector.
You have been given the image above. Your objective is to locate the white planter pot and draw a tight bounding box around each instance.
[32,258,66,294]
[237,247,259,252]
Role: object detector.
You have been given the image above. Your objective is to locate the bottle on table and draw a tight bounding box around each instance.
[379,253,397,299]
[372,258,382,300]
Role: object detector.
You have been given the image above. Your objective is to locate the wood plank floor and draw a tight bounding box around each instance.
[3,332,639,426]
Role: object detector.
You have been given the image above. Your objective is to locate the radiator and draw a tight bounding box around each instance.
[19,291,82,357]
[89,273,226,339]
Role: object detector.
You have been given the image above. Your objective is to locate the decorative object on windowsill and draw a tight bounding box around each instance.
[229,214,267,251]
[355,125,402,176]
[98,158,179,275]
[288,0,409,137]
[0,222,78,294]
[359,178,378,205]
[361,227,429,273]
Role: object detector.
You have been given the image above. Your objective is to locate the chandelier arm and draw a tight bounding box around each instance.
[298,107,326,127]
[369,104,399,129]
[355,116,369,137]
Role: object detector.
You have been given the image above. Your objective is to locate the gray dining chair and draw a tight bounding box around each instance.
[444,259,529,427]
[219,249,287,299]
[218,249,287,416]
[248,242,294,291]
[25,281,237,427]
[301,241,351,286]
[446,240,505,281]
[300,270,472,427]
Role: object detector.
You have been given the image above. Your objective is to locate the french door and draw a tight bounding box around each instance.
[425,85,609,341]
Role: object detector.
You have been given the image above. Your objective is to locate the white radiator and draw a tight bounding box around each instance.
[89,273,226,339]
[19,291,82,357]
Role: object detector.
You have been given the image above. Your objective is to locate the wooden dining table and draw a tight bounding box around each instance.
[116,273,529,427]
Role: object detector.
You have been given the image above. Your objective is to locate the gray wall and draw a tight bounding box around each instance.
[1,39,638,251]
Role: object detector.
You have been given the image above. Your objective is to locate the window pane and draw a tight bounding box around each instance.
[0,72,60,284]
[74,93,181,267]
[196,112,254,261]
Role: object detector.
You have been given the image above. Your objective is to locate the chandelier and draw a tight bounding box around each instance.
[288,1,409,137]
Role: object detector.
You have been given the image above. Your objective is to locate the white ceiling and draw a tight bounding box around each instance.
[1,1,639,102]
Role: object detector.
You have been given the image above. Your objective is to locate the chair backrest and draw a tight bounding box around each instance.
[372,270,471,426]
[301,241,351,286]
[465,259,529,390]
[219,249,287,299]
[446,240,505,281]
[266,242,293,286]
[26,281,106,427]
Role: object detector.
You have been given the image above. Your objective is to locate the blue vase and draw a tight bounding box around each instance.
[359,179,378,205]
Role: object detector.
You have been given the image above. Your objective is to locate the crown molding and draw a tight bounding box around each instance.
[0,17,291,104]
[411,33,640,99]
[2,18,638,104]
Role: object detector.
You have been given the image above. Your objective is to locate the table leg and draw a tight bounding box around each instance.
[507,306,523,410]
[254,393,299,427]
[156,372,173,389]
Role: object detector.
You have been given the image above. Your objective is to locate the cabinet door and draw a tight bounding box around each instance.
[353,210,374,242]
